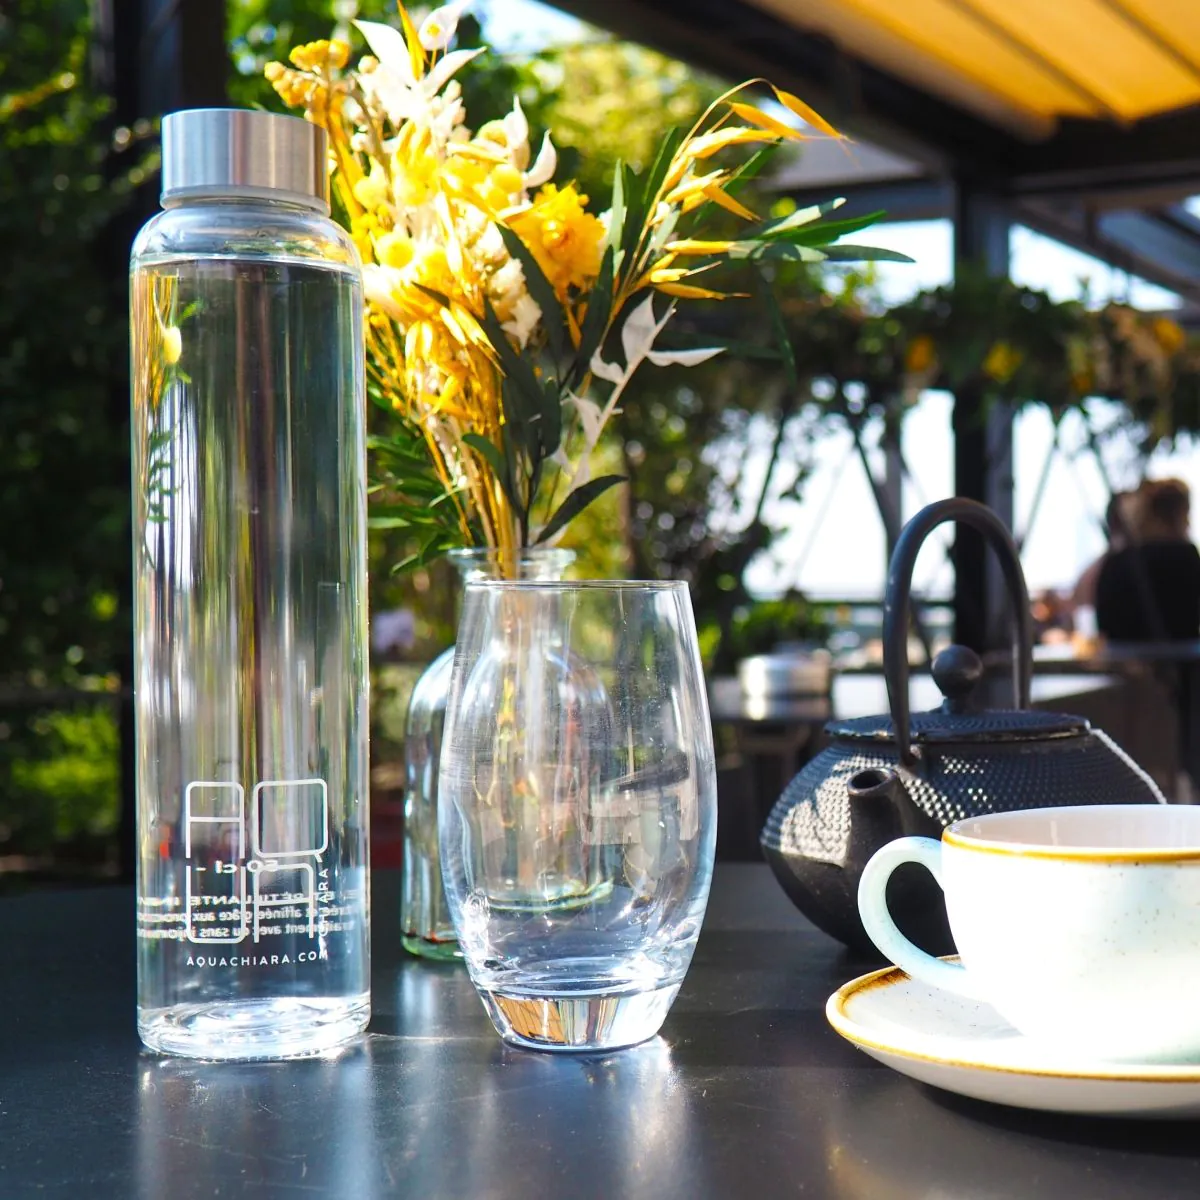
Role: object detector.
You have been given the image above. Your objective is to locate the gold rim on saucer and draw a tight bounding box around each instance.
[827,963,1200,1083]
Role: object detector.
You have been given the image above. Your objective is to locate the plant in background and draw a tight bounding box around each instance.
[0,0,151,865]
[266,3,898,575]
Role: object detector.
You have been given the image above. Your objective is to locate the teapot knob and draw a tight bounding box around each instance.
[932,644,983,712]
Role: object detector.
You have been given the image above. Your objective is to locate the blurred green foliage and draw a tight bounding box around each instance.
[724,593,829,661]
[0,0,148,869]
[7,706,120,850]
[1,2,843,874]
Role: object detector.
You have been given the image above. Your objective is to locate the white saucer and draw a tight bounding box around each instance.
[827,963,1200,1117]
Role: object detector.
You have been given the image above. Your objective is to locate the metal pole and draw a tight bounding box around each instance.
[952,181,1013,653]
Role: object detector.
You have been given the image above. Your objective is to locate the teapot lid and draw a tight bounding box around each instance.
[827,644,1090,745]
[827,706,1088,744]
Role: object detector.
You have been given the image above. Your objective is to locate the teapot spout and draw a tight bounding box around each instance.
[846,767,906,863]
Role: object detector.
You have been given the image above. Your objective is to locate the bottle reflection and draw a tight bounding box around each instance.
[135,1046,378,1199]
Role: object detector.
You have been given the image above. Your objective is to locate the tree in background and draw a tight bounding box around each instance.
[0,0,147,866]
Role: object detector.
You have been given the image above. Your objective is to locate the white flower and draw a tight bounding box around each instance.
[354,19,483,126]
[362,264,404,319]
[418,2,469,52]
[503,96,529,163]
[476,222,507,261]
[355,19,415,87]
[524,132,557,189]
[502,292,542,348]
[490,256,525,301]
[621,294,672,366]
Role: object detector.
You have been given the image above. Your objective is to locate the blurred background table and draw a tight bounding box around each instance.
[709,670,1124,859]
[5,866,1200,1199]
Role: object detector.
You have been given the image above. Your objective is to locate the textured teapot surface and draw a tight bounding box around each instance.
[759,498,1165,956]
[760,724,1163,954]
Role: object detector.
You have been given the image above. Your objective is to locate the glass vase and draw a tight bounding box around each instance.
[401,547,574,959]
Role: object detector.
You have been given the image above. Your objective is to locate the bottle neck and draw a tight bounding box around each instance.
[448,548,575,583]
[161,189,329,216]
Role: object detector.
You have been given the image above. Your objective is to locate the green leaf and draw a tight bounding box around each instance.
[480,298,542,406]
[771,211,886,247]
[368,515,419,529]
[617,130,679,290]
[724,147,774,196]
[643,128,683,212]
[606,158,626,257]
[392,532,459,574]
[540,377,563,459]
[535,474,626,545]
[462,431,524,519]
[414,282,452,307]
[478,299,545,473]
[729,241,826,263]
[497,225,568,371]
[618,162,642,276]
[755,271,797,389]
[574,246,615,388]
[749,198,845,239]
[819,244,914,263]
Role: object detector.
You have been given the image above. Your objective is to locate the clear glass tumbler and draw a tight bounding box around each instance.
[438,581,717,1052]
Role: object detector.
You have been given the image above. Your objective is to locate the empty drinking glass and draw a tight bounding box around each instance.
[438,581,717,1052]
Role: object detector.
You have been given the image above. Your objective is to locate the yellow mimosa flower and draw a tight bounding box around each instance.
[509,183,605,297]
[375,231,415,269]
[353,161,389,210]
[162,325,182,366]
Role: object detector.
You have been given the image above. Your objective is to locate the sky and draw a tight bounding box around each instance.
[478,0,1200,601]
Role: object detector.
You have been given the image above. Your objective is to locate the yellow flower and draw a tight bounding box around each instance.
[1152,316,1186,356]
[162,326,182,366]
[982,341,1022,384]
[289,40,345,72]
[905,334,935,373]
[375,231,415,269]
[508,183,605,297]
[353,161,390,211]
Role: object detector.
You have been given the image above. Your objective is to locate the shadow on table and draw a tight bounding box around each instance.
[822,1074,1200,1200]
[928,1087,1200,1155]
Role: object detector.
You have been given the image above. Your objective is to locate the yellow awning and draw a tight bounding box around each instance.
[751,0,1200,138]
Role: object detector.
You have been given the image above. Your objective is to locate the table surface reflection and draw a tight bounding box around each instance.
[4,867,1200,1199]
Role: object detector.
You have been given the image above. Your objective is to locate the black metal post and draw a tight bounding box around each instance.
[952,181,1013,653]
[93,0,227,879]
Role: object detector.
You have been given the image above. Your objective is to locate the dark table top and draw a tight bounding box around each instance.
[4,866,1200,1199]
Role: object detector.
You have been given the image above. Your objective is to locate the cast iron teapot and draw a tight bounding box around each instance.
[760,497,1165,955]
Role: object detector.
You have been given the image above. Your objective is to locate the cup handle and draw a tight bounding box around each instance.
[857,836,987,1000]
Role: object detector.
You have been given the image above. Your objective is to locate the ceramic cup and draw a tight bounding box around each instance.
[858,804,1200,1063]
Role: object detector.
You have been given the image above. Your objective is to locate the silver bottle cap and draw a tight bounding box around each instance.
[160,108,330,212]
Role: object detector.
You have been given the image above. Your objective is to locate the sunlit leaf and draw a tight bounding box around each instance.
[701,184,758,222]
[772,87,843,138]
[728,102,806,140]
[646,346,726,367]
[535,475,626,545]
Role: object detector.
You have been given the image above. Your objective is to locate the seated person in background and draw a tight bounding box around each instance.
[1031,588,1072,644]
[1096,478,1200,642]
[1072,491,1133,612]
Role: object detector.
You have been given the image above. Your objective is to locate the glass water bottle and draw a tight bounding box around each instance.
[131,109,369,1059]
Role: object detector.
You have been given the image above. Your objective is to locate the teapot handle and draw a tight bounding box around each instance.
[884,498,1032,768]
